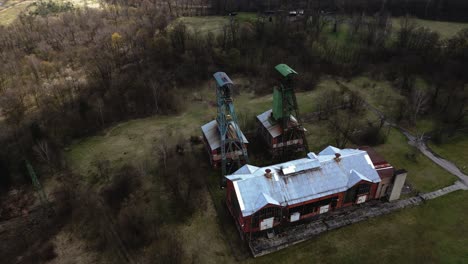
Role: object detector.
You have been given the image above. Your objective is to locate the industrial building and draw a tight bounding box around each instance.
[225,146,407,237]
[257,64,308,156]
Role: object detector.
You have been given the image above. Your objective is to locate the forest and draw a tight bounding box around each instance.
[0,0,467,263]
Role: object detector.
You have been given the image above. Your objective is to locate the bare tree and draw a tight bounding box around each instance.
[411,86,430,124]
[33,140,53,168]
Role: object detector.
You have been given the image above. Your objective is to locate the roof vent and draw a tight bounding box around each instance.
[334,153,341,161]
[264,169,272,179]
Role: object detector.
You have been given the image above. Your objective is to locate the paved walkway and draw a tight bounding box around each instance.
[397,126,468,187]
[340,78,468,187]
[249,182,464,257]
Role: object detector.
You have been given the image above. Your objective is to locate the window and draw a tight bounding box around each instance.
[357,183,371,195]
[251,207,282,228]
[290,196,339,217]
[345,184,371,204]
[344,186,358,203]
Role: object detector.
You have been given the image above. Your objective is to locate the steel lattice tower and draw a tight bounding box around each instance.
[214,72,249,181]
[273,64,309,156]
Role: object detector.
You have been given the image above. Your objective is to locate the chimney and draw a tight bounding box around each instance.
[334,153,341,161]
[264,169,272,179]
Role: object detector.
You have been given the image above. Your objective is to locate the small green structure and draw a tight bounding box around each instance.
[25,160,49,207]
[275,63,298,78]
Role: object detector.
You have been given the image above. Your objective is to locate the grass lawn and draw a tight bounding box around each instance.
[0,0,31,25]
[374,128,457,192]
[429,133,468,175]
[177,16,228,35]
[245,190,468,264]
[0,0,101,25]
[392,17,468,38]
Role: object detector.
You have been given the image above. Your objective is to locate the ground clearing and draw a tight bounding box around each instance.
[176,16,228,34]
[0,0,101,25]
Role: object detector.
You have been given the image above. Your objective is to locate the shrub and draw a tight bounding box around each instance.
[100,165,141,212]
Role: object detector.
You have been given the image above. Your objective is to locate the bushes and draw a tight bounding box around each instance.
[28,0,75,17]
[100,165,141,212]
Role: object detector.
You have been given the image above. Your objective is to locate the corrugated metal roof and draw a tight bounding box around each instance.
[201,120,248,150]
[257,109,282,138]
[254,193,280,212]
[213,72,233,87]
[226,146,382,217]
[319,146,342,155]
[234,164,259,175]
[275,64,298,78]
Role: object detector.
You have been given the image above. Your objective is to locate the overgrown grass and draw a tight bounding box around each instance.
[429,133,468,175]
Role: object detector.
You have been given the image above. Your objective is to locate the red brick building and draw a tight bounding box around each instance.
[225,146,403,237]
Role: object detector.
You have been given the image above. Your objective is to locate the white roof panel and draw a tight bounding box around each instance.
[201,120,248,150]
[225,146,382,216]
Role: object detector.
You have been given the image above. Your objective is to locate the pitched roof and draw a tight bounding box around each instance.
[253,193,280,212]
[201,120,248,150]
[226,146,381,217]
[257,109,282,138]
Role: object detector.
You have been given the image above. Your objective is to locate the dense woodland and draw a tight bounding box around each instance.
[1,1,467,187]
[0,0,467,262]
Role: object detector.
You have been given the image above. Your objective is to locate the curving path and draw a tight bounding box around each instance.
[335,81,468,187]
[397,126,468,187]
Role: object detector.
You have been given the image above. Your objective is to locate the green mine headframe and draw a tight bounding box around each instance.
[271,64,309,154]
[214,72,249,182]
[25,160,49,207]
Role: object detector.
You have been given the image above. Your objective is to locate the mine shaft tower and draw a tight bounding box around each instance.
[214,72,249,178]
[271,64,309,156]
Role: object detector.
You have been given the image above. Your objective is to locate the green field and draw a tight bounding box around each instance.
[392,17,468,38]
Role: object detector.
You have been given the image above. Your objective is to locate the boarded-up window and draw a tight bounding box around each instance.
[345,183,371,204]
[344,186,358,203]
[357,183,371,195]
[251,207,281,228]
